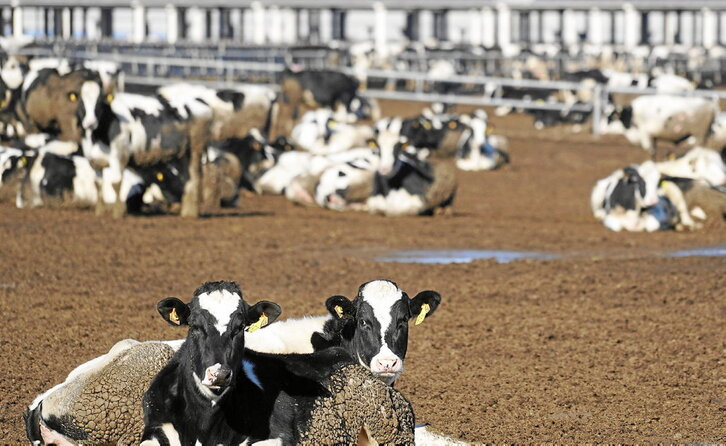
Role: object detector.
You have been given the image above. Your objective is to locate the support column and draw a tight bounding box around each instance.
[562,9,578,46]
[188,7,205,43]
[132,2,145,43]
[0,9,5,36]
[100,8,113,38]
[703,8,717,48]
[12,5,22,38]
[166,4,179,44]
[588,7,603,45]
[62,7,72,39]
[623,3,639,49]
[251,1,265,44]
[373,2,387,57]
[481,7,495,48]
[282,8,296,44]
[664,11,677,44]
[497,2,511,49]
[269,6,282,44]
[87,8,101,40]
[469,9,481,45]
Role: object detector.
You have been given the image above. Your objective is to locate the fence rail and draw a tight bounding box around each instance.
[21,48,726,137]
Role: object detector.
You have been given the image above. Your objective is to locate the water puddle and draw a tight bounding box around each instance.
[666,245,726,259]
[376,249,558,264]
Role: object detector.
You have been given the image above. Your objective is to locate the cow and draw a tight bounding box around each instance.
[590,161,699,232]
[79,85,212,218]
[279,68,378,124]
[366,144,457,217]
[245,279,441,386]
[141,280,415,446]
[455,110,510,171]
[204,130,288,207]
[157,83,279,141]
[656,147,726,187]
[291,109,375,155]
[603,95,719,157]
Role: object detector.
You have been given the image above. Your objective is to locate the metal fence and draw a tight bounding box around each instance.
[18,46,726,137]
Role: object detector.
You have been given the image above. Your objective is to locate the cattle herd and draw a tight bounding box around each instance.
[2,40,726,445]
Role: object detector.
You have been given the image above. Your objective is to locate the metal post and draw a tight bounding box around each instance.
[592,84,602,137]
[12,5,22,38]
[166,4,179,44]
[373,2,386,56]
[481,7,495,48]
[132,2,146,43]
[588,7,602,45]
[703,8,717,48]
[251,1,265,44]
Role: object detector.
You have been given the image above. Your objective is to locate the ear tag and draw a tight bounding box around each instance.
[334,305,344,318]
[106,93,114,102]
[246,313,268,333]
[486,126,494,136]
[19,156,27,167]
[155,172,164,181]
[69,93,78,102]
[448,121,457,130]
[423,121,432,130]
[415,303,430,326]
[169,308,181,325]
[329,121,337,129]
[367,140,378,148]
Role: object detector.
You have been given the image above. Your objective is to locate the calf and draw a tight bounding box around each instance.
[604,95,718,156]
[455,110,510,171]
[142,281,414,445]
[245,279,441,385]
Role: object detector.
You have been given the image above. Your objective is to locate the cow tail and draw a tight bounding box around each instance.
[263,93,280,139]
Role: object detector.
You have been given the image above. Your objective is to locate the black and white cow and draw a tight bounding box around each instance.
[246,279,441,385]
[80,86,211,218]
[141,280,386,446]
[280,68,378,122]
[603,95,719,156]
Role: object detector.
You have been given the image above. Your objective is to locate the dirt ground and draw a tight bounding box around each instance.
[1,102,724,444]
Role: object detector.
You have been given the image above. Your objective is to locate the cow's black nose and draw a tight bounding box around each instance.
[213,367,233,386]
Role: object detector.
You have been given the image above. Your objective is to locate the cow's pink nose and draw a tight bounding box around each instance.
[375,358,400,372]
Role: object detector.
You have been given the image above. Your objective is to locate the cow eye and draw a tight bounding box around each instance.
[359,319,370,329]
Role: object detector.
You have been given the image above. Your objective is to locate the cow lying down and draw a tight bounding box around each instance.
[591,148,726,231]
[272,132,457,216]
[25,280,426,446]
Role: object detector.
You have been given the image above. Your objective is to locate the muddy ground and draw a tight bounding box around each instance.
[1,103,724,444]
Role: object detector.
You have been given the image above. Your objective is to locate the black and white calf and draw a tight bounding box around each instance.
[246,279,441,385]
[144,281,391,446]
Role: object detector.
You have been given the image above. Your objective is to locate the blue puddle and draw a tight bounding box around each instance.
[666,245,726,259]
[376,249,559,264]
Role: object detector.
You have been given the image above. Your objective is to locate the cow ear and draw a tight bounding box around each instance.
[246,301,282,332]
[157,297,190,327]
[325,295,355,319]
[408,290,442,326]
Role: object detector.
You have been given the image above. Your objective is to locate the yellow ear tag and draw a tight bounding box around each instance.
[329,121,337,129]
[169,308,181,325]
[415,303,430,326]
[69,93,78,102]
[106,93,114,102]
[486,126,494,136]
[334,305,344,318]
[423,121,432,130]
[448,121,457,129]
[367,140,378,148]
[155,172,164,181]
[246,313,268,333]
[19,156,27,167]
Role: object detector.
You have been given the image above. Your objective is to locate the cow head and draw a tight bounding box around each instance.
[157,281,281,400]
[325,279,441,385]
[73,71,110,133]
[0,147,33,188]
[0,55,28,91]
[604,162,660,213]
